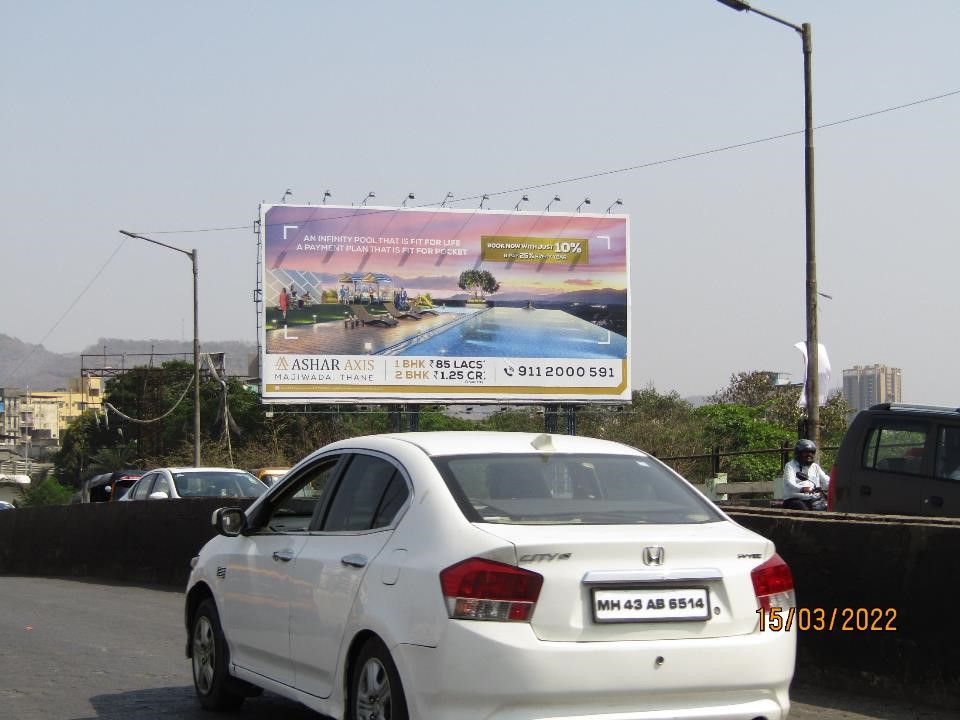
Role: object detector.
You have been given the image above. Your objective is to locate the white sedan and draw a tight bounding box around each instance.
[122,467,268,500]
[185,432,796,720]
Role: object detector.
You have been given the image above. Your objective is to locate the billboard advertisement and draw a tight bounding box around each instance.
[259,203,630,403]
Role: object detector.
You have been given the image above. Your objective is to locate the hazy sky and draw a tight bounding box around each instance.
[2,1,958,402]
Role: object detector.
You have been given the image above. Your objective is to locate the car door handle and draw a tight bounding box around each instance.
[272,550,295,563]
[341,554,368,568]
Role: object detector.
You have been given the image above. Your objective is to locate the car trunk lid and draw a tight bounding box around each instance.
[477,520,773,641]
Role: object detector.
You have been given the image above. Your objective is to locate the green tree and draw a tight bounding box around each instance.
[22,476,74,506]
[479,407,540,432]
[457,269,500,302]
[86,445,142,475]
[54,410,118,489]
[593,388,696,453]
[694,403,789,482]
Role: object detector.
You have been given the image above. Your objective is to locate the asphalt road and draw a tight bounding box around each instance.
[0,576,951,720]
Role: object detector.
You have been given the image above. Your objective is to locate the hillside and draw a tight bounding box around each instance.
[0,334,257,391]
[0,334,81,390]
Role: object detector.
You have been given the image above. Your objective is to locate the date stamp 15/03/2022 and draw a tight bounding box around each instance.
[758,607,898,632]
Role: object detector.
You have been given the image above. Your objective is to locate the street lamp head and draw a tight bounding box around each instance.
[716,0,751,11]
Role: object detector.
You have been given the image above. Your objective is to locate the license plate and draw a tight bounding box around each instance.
[592,587,710,622]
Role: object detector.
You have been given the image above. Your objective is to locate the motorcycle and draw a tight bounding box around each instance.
[785,471,828,511]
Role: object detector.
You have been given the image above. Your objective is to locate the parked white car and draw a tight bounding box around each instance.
[185,432,796,720]
[121,467,267,500]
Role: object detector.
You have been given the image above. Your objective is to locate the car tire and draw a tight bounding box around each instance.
[191,598,245,711]
[349,637,409,720]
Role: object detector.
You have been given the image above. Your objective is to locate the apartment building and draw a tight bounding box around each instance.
[1,377,103,443]
[842,364,902,412]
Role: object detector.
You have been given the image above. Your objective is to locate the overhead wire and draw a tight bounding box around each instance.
[136,88,960,235]
[5,88,957,390]
[0,236,130,387]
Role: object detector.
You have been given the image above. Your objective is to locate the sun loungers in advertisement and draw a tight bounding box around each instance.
[392,302,440,320]
[385,301,422,320]
[350,304,399,327]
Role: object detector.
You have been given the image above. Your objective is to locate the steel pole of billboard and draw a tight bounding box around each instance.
[715,0,819,448]
[389,406,402,433]
[544,404,559,434]
[563,405,578,435]
[407,404,420,431]
[120,230,202,466]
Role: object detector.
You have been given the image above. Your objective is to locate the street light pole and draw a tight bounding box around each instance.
[120,230,202,465]
[715,0,819,448]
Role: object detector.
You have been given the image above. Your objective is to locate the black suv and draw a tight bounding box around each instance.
[831,403,960,517]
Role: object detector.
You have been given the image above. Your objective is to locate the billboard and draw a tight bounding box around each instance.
[259,203,630,403]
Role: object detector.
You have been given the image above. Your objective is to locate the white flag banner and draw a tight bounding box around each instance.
[795,342,831,408]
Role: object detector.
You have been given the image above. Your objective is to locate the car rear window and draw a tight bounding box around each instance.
[173,471,267,498]
[861,422,927,475]
[432,453,722,525]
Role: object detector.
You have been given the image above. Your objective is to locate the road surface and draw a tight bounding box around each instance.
[0,576,951,719]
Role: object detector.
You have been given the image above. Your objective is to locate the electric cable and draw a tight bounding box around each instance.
[138,88,960,235]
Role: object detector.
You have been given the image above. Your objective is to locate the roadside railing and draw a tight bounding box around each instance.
[653,442,839,503]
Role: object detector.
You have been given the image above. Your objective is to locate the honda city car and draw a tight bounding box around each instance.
[185,432,796,720]
[121,468,267,501]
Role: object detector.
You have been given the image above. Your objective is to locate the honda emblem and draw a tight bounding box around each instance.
[642,546,665,566]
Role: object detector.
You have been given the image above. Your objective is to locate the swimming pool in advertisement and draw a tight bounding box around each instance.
[386,306,626,358]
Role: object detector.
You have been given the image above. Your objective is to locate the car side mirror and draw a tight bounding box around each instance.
[213,507,246,537]
[148,491,169,500]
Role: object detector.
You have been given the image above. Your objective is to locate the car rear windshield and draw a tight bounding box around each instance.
[432,453,722,525]
[173,471,267,498]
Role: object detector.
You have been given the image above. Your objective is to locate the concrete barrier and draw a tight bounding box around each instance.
[0,502,957,709]
[0,499,253,589]
[727,507,960,710]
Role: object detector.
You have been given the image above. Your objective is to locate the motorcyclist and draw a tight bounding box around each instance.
[782,439,830,510]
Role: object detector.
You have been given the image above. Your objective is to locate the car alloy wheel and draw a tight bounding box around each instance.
[351,637,408,720]
[192,613,216,695]
[191,599,244,711]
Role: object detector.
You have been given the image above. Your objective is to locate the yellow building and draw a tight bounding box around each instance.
[19,377,104,438]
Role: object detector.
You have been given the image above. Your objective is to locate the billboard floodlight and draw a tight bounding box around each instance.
[545,194,560,212]
[575,197,592,213]
[605,198,623,213]
[360,191,375,206]
[513,193,529,211]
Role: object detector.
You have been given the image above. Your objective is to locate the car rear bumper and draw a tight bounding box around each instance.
[394,621,794,720]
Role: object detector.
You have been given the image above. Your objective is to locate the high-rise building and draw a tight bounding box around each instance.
[842,365,902,411]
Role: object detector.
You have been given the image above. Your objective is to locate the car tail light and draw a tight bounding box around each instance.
[828,464,837,510]
[751,553,795,612]
[440,558,543,621]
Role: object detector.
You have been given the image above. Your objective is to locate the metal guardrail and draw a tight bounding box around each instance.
[0,460,52,478]
[656,442,839,478]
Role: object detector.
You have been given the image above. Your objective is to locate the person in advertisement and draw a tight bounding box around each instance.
[279,287,289,321]
[782,439,830,510]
